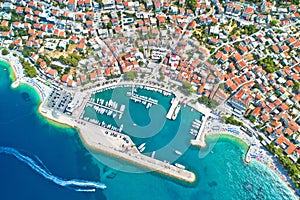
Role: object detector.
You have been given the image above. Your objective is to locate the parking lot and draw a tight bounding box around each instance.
[47,90,73,113]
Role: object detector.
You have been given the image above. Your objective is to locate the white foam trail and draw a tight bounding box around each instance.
[0,146,106,191]
[76,188,96,192]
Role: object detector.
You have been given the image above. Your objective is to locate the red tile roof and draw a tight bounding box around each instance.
[276,135,296,155]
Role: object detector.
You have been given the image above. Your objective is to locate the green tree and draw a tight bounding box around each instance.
[219,83,225,90]
[125,71,138,80]
[222,115,243,126]
[64,67,71,74]
[258,56,279,73]
[198,96,219,108]
[1,49,9,55]
[293,82,299,92]
[138,46,144,54]
[0,26,10,31]
[107,22,112,29]
[182,81,194,95]
[23,61,37,77]
[159,72,165,81]
[270,20,278,27]
[186,0,197,12]
[8,43,14,50]
[138,61,144,67]
[247,115,256,123]
[22,47,31,57]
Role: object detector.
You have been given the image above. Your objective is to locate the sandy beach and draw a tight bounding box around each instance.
[205,123,298,196]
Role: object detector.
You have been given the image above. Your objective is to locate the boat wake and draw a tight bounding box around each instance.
[0,146,106,192]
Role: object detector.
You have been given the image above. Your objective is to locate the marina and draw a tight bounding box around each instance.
[86,98,125,120]
[127,85,158,109]
[77,84,204,182]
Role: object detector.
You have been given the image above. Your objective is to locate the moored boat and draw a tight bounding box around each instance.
[138,143,146,150]
[175,163,185,169]
[175,150,183,156]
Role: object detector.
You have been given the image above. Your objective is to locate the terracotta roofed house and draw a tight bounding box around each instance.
[276,135,296,155]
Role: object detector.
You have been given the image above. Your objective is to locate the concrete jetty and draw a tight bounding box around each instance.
[166,98,180,120]
[190,114,209,147]
[190,103,211,148]
[77,122,196,183]
[245,146,252,163]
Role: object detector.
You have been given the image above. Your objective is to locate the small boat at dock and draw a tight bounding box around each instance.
[151,151,156,158]
[138,143,146,150]
[139,146,146,153]
[175,163,185,169]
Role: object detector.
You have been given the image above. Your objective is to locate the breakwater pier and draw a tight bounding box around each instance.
[77,121,196,183]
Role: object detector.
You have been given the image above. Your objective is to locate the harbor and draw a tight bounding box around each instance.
[74,83,204,183]
[1,60,297,200]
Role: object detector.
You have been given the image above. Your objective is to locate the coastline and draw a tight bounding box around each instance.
[1,59,298,196]
[0,58,72,130]
[207,131,298,197]
[0,59,17,82]
[206,132,249,152]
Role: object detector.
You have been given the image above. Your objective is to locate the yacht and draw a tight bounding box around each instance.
[175,150,183,156]
[146,103,152,109]
[139,146,146,153]
[138,143,146,150]
[107,110,113,116]
[119,113,123,119]
[119,124,123,132]
[151,151,156,158]
[175,163,185,169]
[192,124,200,129]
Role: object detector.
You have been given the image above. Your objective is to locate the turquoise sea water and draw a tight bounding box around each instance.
[0,61,297,200]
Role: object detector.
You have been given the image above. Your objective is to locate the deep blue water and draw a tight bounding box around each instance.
[0,61,297,200]
[0,61,106,200]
